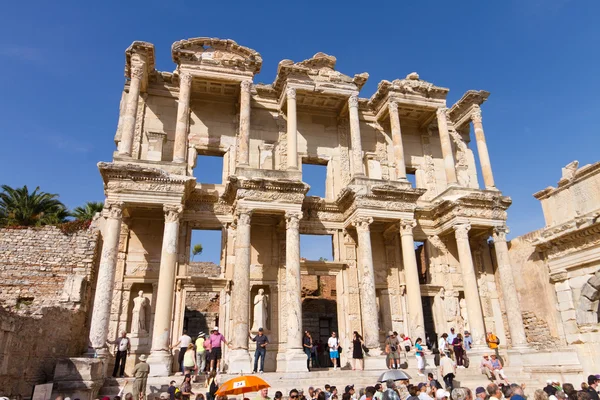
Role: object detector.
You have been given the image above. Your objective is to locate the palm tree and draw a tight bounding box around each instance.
[192,243,203,261]
[0,185,68,227]
[71,201,104,221]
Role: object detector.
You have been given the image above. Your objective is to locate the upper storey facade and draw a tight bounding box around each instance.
[110,38,497,204]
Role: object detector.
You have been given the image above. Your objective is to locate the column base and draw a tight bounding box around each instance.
[363,351,387,371]
[228,349,253,375]
[280,349,308,373]
[146,350,173,377]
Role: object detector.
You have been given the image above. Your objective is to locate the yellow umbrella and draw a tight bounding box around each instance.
[215,375,270,396]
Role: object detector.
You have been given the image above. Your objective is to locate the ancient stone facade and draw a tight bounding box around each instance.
[0,226,101,397]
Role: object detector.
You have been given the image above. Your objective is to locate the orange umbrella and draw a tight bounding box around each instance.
[215,375,271,396]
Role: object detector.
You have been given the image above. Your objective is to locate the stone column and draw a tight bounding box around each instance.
[119,65,144,157]
[388,101,407,180]
[173,73,193,163]
[352,217,380,349]
[453,223,486,347]
[286,87,298,170]
[147,205,182,376]
[493,226,528,348]
[284,211,307,371]
[399,219,426,340]
[88,202,123,355]
[436,108,458,186]
[228,208,253,373]
[349,94,365,177]
[238,80,252,166]
[471,106,495,189]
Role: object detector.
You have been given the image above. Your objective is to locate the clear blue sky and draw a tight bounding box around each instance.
[1,1,599,263]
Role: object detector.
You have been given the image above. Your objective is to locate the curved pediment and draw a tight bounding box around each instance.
[171,37,262,75]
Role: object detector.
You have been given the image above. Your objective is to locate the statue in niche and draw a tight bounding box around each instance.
[131,290,149,335]
[459,298,469,333]
[251,288,268,332]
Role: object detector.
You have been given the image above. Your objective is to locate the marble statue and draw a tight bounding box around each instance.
[251,288,268,332]
[132,290,149,335]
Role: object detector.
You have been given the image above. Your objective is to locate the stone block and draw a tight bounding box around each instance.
[576,308,598,325]
[589,275,600,289]
[561,309,577,322]
[580,282,600,301]
[555,280,571,292]
[556,290,573,304]
[558,300,574,312]
[579,296,598,312]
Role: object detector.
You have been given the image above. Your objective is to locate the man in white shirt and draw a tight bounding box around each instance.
[327,332,340,370]
[439,352,456,393]
[446,328,457,360]
[112,331,130,377]
[171,329,192,374]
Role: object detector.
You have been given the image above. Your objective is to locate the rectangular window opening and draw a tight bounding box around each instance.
[302,161,328,198]
[300,234,334,262]
[406,168,417,188]
[193,153,224,185]
[190,229,222,267]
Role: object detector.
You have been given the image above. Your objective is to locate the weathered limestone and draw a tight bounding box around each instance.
[173,73,192,163]
[89,202,123,353]
[453,223,486,346]
[388,101,407,180]
[119,66,143,156]
[400,219,426,340]
[471,106,495,189]
[238,80,252,166]
[493,226,528,348]
[228,208,252,373]
[147,205,182,376]
[436,107,458,186]
[349,94,364,177]
[286,87,298,170]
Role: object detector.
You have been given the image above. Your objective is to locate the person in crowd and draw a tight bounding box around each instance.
[439,352,456,393]
[502,385,514,399]
[374,384,384,400]
[557,392,567,400]
[407,385,420,400]
[480,354,494,381]
[486,384,502,400]
[167,380,177,400]
[109,331,131,378]
[352,331,365,371]
[415,337,426,376]
[328,332,340,370]
[463,331,473,353]
[209,327,230,373]
[486,331,500,357]
[545,381,558,396]
[308,388,315,400]
[195,332,207,375]
[365,387,376,400]
[171,330,192,375]
[451,388,473,400]
[563,383,578,400]
[578,393,592,400]
[435,389,450,400]
[397,379,410,400]
[489,354,508,384]
[447,329,457,350]
[303,331,313,371]
[132,355,150,400]
[249,327,269,374]
[418,383,433,400]
[183,343,197,376]
[311,334,321,368]
[344,386,355,400]
[332,387,339,399]
[274,392,283,400]
[324,385,332,400]
[511,385,526,400]
[317,393,327,400]
[475,387,486,400]
[452,333,465,368]
[206,370,218,400]
[583,375,600,400]
[180,374,194,400]
[534,390,549,400]
[253,388,270,400]
[290,389,300,400]
[428,373,442,390]
[400,333,412,353]
[438,334,449,357]
[383,380,400,400]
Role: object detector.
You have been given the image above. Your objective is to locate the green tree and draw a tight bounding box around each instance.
[0,185,68,227]
[192,243,203,261]
[71,201,104,221]
[318,257,328,262]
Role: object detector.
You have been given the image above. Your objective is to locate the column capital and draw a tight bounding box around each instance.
[241,79,253,93]
[436,107,448,118]
[388,100,398,113]
[348,93,359,109]
[131,65,145,81]
[399,219,417,236]
[104,201,124,219]
[285,211,303,230]
[163,204,183,223]
[492,225,509,243]
[179,72,193,88]
[235,208,253,226]
[286,87,296,100]
[352,216,373,232]
[471,105,482,124]
[453,223,471,240]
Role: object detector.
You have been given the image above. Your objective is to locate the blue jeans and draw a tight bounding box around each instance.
[254,347,266,372]
[304,348,311,369]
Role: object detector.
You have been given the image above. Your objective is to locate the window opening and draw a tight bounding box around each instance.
[300,234,334,261]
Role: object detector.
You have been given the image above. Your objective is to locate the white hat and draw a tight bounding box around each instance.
[214,326,219,331]
[139,354,147,361]
[547,380,553,384]
[436,389,450,399]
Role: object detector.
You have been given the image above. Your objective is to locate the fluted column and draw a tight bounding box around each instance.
[399,219,426,340]
[353,216,380,349]
[119,65,144,156]
[286,87,298,170]
[349,94,365,177]
[453,223,486,347]
[238,80,252,166]
[173,73,193,163]
[147,204,182,376]
[493,226,528,348]
[471,106,495,189]
[89,201,123,354]
[436,108,458,186]
[228,208,253,372]
[389,101,407,180]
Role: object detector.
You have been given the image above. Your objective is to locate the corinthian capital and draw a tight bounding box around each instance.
[436,107,447,118]
[179,72,193,87]
[348,94,359,109]
[164,204,183,223]
[241,79,253,93]
[471,106,482,124]
[105,201,124,219]
[236,208,253,226]
[492,225,509,243]
[131,65,144,81]
[388,101,398,114]
[285,211,303,230]
[286,87,296,100]
[400,219,417,236]
[352,216,373,232]
[453,223,471,240]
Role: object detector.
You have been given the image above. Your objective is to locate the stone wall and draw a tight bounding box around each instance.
[522,311,560,350]
[0,226,100,397]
